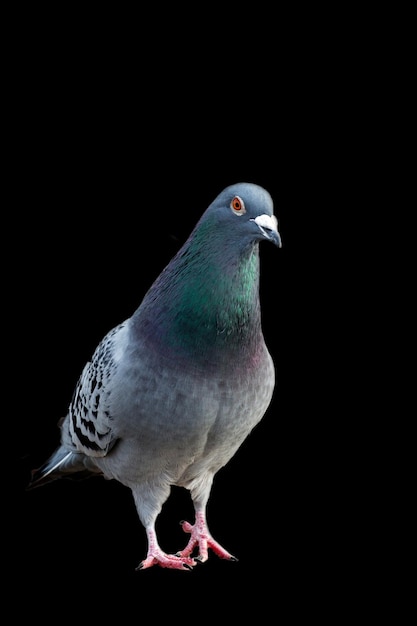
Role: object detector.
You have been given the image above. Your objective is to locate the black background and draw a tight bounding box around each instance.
[4,13,386,621]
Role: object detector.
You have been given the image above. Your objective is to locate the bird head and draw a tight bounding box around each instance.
[200,182,282,251]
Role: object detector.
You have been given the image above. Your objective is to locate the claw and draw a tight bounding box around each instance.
[140,526,196,570]
[178,512,238,562]
[136,553,196,571]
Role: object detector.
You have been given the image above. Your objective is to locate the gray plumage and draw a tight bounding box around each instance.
[29,182,282,570]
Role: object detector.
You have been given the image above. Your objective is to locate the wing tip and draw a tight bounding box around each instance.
[26,450,73,490]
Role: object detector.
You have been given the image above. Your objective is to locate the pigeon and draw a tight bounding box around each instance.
[28,182,282,570]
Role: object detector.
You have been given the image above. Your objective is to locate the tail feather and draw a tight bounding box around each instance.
[27,447,97,490]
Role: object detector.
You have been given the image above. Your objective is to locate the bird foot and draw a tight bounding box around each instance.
[177,519,238,563]
[136,548,196,571]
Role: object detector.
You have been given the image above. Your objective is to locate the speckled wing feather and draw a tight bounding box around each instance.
[65,322,129,457]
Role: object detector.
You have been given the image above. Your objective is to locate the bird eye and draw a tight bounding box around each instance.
[230,195,246,215]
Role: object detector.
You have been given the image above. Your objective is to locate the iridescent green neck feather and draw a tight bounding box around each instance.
[133,221,263,364]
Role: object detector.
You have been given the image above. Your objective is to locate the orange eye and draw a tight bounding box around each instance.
[230,195,246,215]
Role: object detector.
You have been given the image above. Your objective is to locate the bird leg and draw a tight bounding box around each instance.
[137,526,197,571]
[177,510,238,563]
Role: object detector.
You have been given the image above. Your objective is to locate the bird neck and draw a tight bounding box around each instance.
[133,237,264,364]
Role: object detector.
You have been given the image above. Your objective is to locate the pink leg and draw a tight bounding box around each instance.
[177,510,238,563]
[137,527,196,571]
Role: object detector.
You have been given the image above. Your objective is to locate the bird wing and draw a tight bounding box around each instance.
[66,321,128,457]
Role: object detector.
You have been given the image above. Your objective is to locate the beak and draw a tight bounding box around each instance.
[252,214,282,247]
